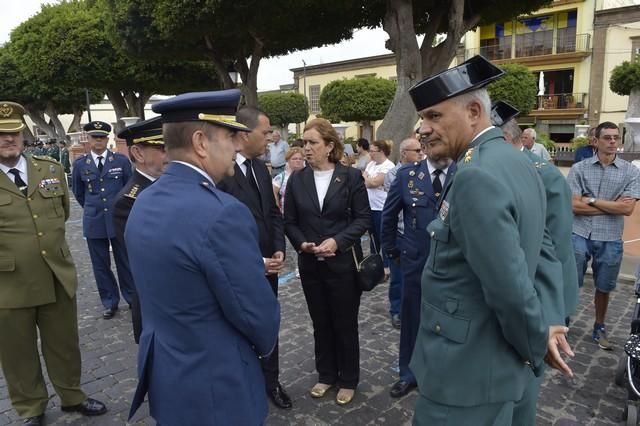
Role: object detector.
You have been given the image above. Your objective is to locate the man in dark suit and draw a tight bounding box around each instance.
[71,121,134,319]
[112,117,167,343]
[381,141,455,399]
[126,89,280,425]
[217,107,292,409]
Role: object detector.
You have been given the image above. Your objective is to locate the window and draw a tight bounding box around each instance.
[309,85,321,113]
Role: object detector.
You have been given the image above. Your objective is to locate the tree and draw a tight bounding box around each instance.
[361,0,553,157]
[610,57,640,151]
[10,1,221,130]
[258,92,308,138]
[0,45,101,139]
[320,77,396,142]
[104,0,364,107]
[487,64,537,116]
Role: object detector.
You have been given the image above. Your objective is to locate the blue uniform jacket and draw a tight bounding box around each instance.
[125,162,280,426]
[72,151,132,239]
[381,160,456,275]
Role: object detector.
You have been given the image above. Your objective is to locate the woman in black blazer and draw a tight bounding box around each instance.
[284,118,370,405]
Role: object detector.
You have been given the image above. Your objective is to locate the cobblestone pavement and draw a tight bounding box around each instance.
[1,199,638,425]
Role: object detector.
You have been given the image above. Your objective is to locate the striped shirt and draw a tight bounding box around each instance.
[567,155,640,241]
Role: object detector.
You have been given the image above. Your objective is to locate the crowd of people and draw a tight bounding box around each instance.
[0,54,639,426]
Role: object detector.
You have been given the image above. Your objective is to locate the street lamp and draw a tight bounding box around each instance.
[84,88,92,122]
[227,63,239,87]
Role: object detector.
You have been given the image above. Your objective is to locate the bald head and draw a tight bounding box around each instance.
[399,137,422,164]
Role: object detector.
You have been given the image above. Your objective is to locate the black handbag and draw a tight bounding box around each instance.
[352,233,384,292]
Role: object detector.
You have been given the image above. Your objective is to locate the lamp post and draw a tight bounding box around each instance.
[84,88,92,122]
[302,59,307,124]
[227,63,239,87]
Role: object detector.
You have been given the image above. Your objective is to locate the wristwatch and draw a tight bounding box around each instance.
[587,197,596,206]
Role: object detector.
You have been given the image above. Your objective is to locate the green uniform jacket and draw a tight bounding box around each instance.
[0,155,77,309]
[410,128,549,407]
[523,150,579,319]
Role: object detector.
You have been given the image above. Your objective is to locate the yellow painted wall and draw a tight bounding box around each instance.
[600,24,640,125]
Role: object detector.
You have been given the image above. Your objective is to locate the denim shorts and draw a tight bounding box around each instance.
[572,234,623,293]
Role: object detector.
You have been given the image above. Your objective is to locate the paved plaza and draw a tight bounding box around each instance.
[1,199,638,425]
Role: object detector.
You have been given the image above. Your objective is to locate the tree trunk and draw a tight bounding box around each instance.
[280,126,289,140]
[361,121,374,142]
[67,108,83,133]
[375,0,422,162]
[237,34,264,108]
[25,107,57,139]
[625,88,640,152]
[106,89,130,132]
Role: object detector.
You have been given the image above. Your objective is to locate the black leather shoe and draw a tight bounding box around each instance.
[61,398,107,416]
[22,415,44,426]
[103,308,116,319]
[389,380,416,398]
[268,384,292,409]
[391,314,401,330]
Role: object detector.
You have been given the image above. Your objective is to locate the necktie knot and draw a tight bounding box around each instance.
[433,169,443,176]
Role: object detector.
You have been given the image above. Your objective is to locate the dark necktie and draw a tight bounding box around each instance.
[9,168,27,195]
[432,169,443,198]
[97,156,104,173]
[244,159,261,198]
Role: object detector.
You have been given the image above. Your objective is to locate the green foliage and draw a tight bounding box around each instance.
[258,93,308,128]
[319,77,395,123]
[537,133,556,151]
[571,136,589,150]
[287,133,301,145]
[610,57,640,96]
[487,64,537,116]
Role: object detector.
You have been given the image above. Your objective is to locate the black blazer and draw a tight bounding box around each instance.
[113,170,153,249]
[284,163,371,270]
[218,158,285,257]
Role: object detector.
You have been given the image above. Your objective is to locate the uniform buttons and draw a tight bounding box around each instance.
[412,203,416,207]
[102,198,107,202]
[101,188,105,192]
[100,178,104,182]
[430,231,435,238]
[104,208,108,212]
[33,214,38,219]
[37,232,43,237]
[27,197,32,201]
[435,323,441,333]
[41,250,47,256]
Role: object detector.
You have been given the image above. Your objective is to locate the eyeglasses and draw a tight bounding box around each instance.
[600,135,621,141]
[402,148,423,153]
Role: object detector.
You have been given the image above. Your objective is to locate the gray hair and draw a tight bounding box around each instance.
[501,119,522,145]
[453,88,492,115]
[522,127,536,139]
[399,137,419,151]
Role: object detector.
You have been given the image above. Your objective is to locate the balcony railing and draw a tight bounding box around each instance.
[535,93,587,110]
[467,33,591,61]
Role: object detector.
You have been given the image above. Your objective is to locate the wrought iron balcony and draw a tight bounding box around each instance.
[535,93,587,110]
[466,33,591,61]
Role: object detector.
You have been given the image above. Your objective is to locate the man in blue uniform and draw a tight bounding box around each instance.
[408,56,572,425]
[71,121,134,319]
[126,89,280,426]
[382,139,455,398]
[112,117,167,343]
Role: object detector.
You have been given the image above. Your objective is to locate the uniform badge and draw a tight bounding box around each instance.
[334,177,342,183]
[463,148,475,163]
[86,158,91,165]
[418,171,425,180]
[49,165,56,174]
[0,104,13,117]
[439,200,450,220]
[109,156,114,162]
[408,180,414,189]
[409,170,416,177]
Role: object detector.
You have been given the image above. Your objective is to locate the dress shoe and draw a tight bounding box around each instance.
[391,314,401,330]
[310,383,333,398]
[102,308,116,319]
[389,380,417,398]
[336,388,355,405]
[268,384,292,409]
[22,415,44,426]
[61,398,107,416]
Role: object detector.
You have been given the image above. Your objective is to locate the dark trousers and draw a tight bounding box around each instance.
[262,274,280,390]
[398,254,427,383]
[300,258,361,389]
[86,237,135,310]
[371,210,398,313]
[0,281,86,418]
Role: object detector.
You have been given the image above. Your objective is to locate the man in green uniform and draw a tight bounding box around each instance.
[408,57,572,425]
[0,101,106,426]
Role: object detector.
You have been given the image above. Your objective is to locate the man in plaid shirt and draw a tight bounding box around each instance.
[568,121,640,350]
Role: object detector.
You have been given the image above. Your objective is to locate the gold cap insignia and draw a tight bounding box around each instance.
[0,104,13,118]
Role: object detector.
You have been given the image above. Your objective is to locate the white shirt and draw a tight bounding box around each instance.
[530,142,551,161]
[91,150,110,168]
[0,155,28,184]
[172,161,215,186]
[137,169,157,182]
[235,153,260,190]
[314,169,334,210]
[365,159,395,211]
[267,140,289,168]
[426,160,450,189]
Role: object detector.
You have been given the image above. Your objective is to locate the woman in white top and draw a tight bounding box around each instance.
[272,147,305,214]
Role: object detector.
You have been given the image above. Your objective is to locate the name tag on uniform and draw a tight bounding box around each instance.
[109,167,123,174]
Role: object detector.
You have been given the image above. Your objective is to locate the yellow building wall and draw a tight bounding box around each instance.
[297,63,397,140]
[599,24,640,125]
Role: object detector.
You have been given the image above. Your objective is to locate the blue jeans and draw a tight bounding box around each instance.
[572,234,623,293]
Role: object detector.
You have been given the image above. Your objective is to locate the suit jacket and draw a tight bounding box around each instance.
[72,150,132,239]
[218,158,285,258]
[284,163,370,272]
[523,149,579,320]
[410,128,548,407]
[126,162,280,426]
[381,160,456,276]
[0,155,77,308]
